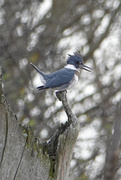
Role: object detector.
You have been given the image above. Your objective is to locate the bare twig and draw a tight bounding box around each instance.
[56,91,78,127]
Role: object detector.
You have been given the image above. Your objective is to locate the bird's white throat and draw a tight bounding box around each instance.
[64,64,78,71]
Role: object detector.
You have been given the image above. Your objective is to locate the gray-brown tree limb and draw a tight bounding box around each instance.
[104,101,121,180]
[0,67,79,180]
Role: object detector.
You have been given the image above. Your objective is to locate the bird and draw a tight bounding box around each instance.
[30,52,91,92]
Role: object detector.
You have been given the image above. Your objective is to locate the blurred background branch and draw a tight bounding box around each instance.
[104,101,121,180]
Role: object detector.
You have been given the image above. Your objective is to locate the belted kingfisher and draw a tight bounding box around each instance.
[30,52,91,91]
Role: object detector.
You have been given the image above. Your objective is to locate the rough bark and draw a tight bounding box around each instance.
[0,67,79,180]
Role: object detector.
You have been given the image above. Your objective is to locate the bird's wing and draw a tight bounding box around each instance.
[44,68,76,88]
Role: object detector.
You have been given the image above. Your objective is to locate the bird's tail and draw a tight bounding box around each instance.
[30,62,48,84]
[30,62,43,74]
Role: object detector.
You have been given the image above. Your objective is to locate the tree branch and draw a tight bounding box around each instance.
[104,101,121,180]
[54,91,79,180]
[56,91,78,126]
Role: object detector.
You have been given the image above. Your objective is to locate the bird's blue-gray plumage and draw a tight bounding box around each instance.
[43,68,76,89]
[30,52,91,92]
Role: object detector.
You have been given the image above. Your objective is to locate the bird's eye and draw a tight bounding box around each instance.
[76,61,82,65]
[76,61,80,64]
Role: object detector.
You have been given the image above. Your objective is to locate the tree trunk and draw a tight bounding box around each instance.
[0,67,79,180]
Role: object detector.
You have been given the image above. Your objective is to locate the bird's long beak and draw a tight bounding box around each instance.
[81,64,92,72]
